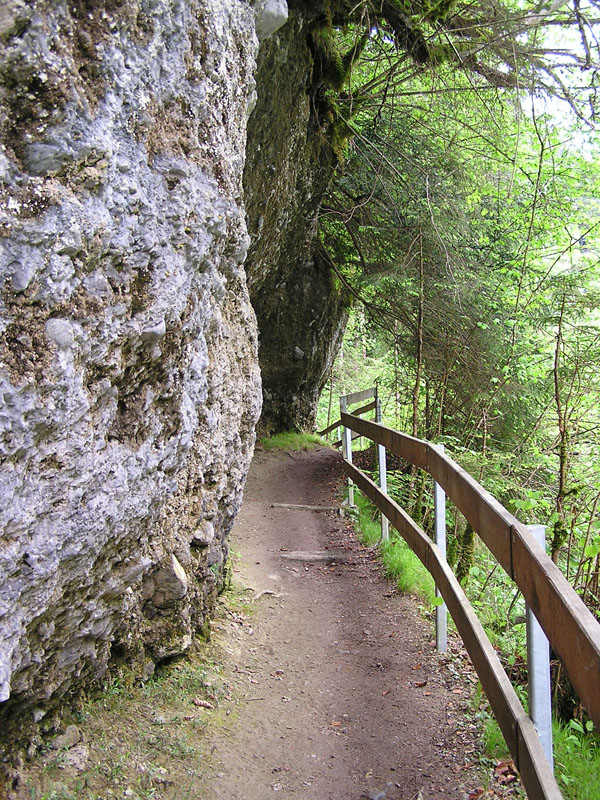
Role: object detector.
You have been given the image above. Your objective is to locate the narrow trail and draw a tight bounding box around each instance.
[206,446,489,800]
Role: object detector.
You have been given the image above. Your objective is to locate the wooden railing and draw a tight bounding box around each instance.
[337,396,600,800]
[318,387,377,446]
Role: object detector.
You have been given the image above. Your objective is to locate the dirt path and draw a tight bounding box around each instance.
[205,445,494,800]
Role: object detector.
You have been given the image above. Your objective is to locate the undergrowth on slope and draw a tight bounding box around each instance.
[259,431,327,451]
[553,719,600,799]
[480,713,600,799]
[472,666,600,800]
[352,490,436,604]
[22,654,223,799]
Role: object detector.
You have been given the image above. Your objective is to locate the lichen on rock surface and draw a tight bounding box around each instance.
[0,0,261,749]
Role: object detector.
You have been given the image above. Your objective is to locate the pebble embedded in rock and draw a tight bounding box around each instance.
[45,318,75,350]
[25,142,70,176]
[60,743,89,772]
[11,261,35,292]
[152,554,189,608]
[192,520,215,546]
[141,319,167,344]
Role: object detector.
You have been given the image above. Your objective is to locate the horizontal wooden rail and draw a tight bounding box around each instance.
[332,430,362,449]
[318,399,377,437]
[344,460,562,800]
[341,412,600,729]
[340,387,376,406]
[318,419,342,437]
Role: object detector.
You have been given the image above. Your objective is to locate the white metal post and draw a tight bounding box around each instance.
[526,524,553,769]
[375,393,389,542]
[434,444,447,653]
[340,396,354,507]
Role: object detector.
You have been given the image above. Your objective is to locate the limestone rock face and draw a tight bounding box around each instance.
[0,0,261,739]
[245,2,349,433]
[254,0,289,42]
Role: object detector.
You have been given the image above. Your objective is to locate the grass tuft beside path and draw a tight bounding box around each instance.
[258,432,327,451]
[353,491,436,605]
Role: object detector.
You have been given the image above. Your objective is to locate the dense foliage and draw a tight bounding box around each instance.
[315,2,600,793]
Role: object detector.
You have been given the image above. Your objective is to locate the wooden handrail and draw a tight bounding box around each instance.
[318,399,377,437]
[340,387,376,406]
[340,411,600,730]
[331,430,362,448]
[318,418,342,437]
[344,460,562,800]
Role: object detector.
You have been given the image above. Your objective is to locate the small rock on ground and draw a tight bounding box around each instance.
[50,725,81,750]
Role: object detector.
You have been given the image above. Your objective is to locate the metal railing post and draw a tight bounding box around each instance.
[340,395,354,507]
[375,391,389,542]
[434,444,447,653]
[526,524,553,769]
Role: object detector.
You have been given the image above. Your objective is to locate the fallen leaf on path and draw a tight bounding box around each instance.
[414,680,427,688]
[452,688,463,694]
[494,760,517,785]
[382,690,390,696]
[467,788,485,799]
[193,698,214,709]
[330,721,342,727]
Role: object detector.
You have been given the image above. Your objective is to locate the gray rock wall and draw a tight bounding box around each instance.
[0,0,262,740]
[244,2,349,434]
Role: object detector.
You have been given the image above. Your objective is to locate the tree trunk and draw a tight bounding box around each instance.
[551,293,568,563]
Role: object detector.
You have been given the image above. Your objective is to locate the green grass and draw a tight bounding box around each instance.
[22,630,237,799]
[554,720,600,799]
[480,704,600,799]
[354,491,436,604]
[483,714,511,761]
[259,431,327,451]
